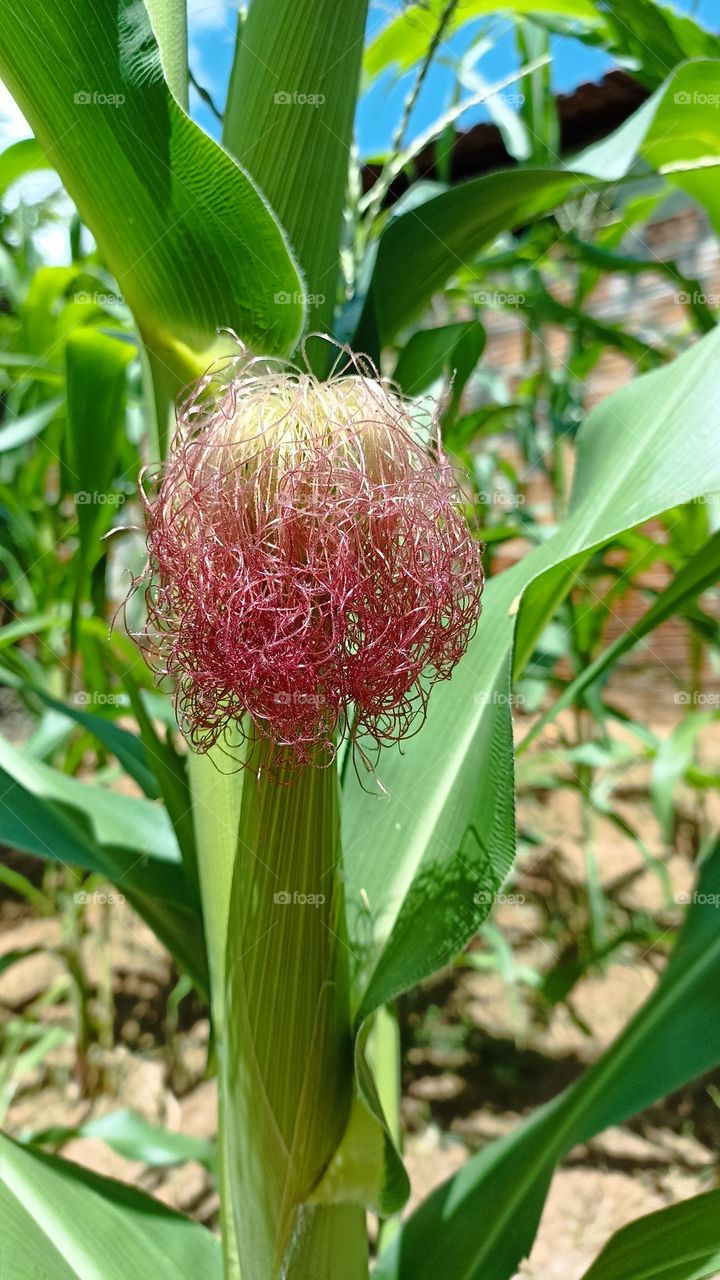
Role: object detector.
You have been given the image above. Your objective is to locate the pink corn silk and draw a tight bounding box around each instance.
[138,366,484,766]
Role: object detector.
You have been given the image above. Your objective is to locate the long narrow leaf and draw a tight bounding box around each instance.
[0,0,305,378]
[580,1189,720,1280]
[0,1133,221,1280]
[356,59,720,352]
[376,841,720,1280]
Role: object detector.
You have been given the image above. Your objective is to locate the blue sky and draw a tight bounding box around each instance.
[187,0,719,156]
[1,0,716,172]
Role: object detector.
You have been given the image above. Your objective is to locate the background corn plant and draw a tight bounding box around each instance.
[1,0,720,1277]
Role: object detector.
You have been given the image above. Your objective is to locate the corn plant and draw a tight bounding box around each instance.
[1,2,720,1278]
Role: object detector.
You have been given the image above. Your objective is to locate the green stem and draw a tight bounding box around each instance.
[286,1204,368,1277]
[575,705,605,951]
[142,345,180,463]
[190,735,362,1279]
[372,1002,402,1253]
[189,746,245,1280]
[224,732,356,1279]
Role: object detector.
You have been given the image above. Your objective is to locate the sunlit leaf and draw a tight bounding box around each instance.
[580,1188,720,1280]
[0,1132,221,1280]
[0,0,305,383]
[343,323,720,1020]
[376,841,720,1280]
[356,60,720,352]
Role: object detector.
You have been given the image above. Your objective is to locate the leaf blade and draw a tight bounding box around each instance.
[0,0,305,372]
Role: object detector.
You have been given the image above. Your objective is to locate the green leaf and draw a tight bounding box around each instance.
[363,0,604,83]
[520,284,672,368]
[118,669,199,886]
[593,0,720,90]
[0,611,69,651]
[392,321,485,402]
[0,0,305,379]
[0,1131,221,1280]
[518,20,560,164]
[572,61,720,232]
[0,352,61,383]
[66,328,134,572]
[0,735,180,885]
[0,136,50,198]
[0,946,43,977]
[0,396,63,453]
[376,841,720,1280]
[580,1188,720,1280]
[356,60,720,351]
[223,740,356,1279]
[520,529,720,751]
[651,713,715,839]
[342,322,720,1021]
[0,667,158,797]
[29,1110,215,1172]
[311,1014,410,1216]
[355,167,580,354]
[222,0,368,345]
[0,735,207,991]
[144,0,188,108]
